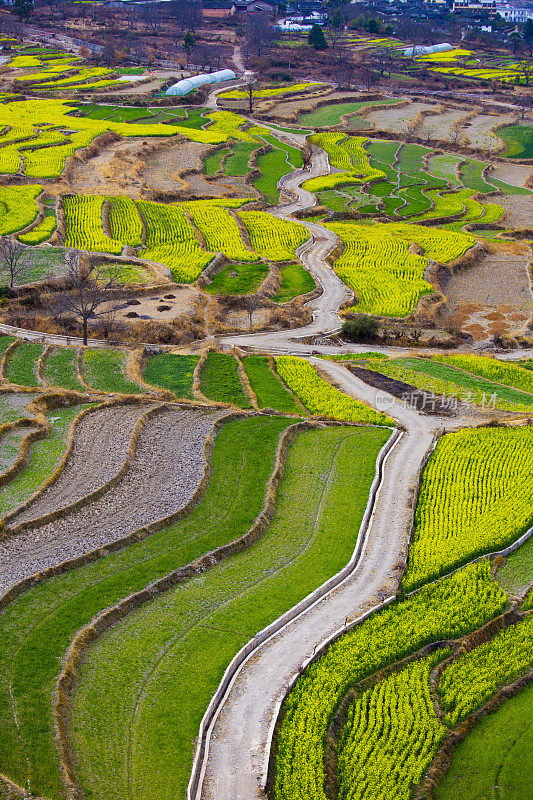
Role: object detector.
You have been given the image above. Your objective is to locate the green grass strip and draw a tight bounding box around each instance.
[497,123,533,159]
[0,415,290,798]
[204,262,269,296]
[142,353,199,399]
[496,535,533,595]
[4,342,43,387]
[42,347,84,391]
[458,159,495,193]
[222,142,258,177]
[199,352,251,407]
[69,425,390,800]
[272,262,315,303]
[298,100,398,127]
[243,355,302,414]
[203,147,230,176]
[0,335,14,360]
[81,349,143,395]
[434,674,533,800]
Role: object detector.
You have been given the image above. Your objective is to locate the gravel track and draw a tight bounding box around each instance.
[0,407,225,592]
[10,403,154,527]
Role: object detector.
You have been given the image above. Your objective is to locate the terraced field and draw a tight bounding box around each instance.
[1,51,533,800]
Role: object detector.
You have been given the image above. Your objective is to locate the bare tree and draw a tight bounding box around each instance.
[359,64,378,92]
[327,27,344,50]
[0,237,30,289]
[194,43,221,71]
[334,57,356,89]
[141,3,163,36]
[58,251,119,345]
[245,14,275,57]
[245,294,262,329]
[169,0,202,34]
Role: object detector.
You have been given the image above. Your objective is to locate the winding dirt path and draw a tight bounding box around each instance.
[195,362,472,800]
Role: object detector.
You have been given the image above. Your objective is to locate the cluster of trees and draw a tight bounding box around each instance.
[0,239,123,346]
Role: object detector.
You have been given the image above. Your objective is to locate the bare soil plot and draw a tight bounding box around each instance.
[66,138,161,199]
[418,109,470,143]
[439,245,533,341]
[364,102,436,134]
[142,141,259,199]
[110,287,200,323]
[11,403,152,526]
[0,406,225,591]
[462,113,516,151]
[498,195,533,227]
[489,163,532,188]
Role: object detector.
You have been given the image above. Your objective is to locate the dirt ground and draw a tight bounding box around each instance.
[439,243,533,341]
[141,140,259,199]
[106,286,200,322]
[461,113,516,151]
[65,137,164,198]
[418,109,470,142]
[364,101,436,134]
[489,163,533,188]
[498,195,533,227]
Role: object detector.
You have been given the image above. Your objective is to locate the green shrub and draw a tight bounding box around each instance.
[342,315,380,343]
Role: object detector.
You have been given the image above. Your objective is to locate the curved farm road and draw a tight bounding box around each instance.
[195,363,469,800]
[221,142,354,350]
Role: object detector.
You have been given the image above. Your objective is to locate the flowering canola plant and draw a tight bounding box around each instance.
[403,425,533,591]
[275,356,393,424]
[337,651,449,800]
[274,561,507,800]
[439,614,533,725]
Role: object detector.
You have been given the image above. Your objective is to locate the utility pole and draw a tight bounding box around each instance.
[247,78,256,113]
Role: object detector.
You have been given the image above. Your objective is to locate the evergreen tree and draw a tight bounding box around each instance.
[308,24,328,50]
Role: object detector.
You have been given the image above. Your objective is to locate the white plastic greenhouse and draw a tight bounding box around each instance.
[166,69,236,96]
[403,43,453,57]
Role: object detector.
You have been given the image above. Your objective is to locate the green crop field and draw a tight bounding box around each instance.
[498,123,533,159]
[199,352,251,407]
[142,353,199,398]
[298,100,399,127]
[3,342,43,387]
[81,349,143,395]
[273,262,316,303]
[434,681,533,800]
[204,261,269,295]
[42,347,84,391]
[243,355,303,414]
